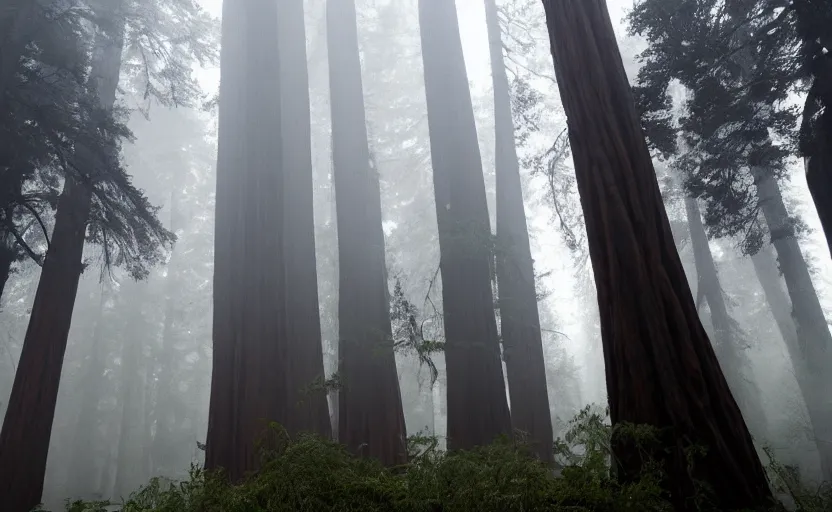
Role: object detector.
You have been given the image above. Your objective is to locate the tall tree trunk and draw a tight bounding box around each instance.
[483,0,553,461]
[327,0,407,465]
[64,286,108,501]
[151,191,184,474]
[276,0,332,439]
[205,0,290,481]
[418,0,512,451]
[751,245,799,352]
[113,284,148,498]
[0,175,93,511]
[540,1,771,509]
[752,246,832,476]
[685,197,768,438]
[753,168,832,478]
[0,7,124,508]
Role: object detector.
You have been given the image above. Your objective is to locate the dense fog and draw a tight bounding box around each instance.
[0,0,830,509]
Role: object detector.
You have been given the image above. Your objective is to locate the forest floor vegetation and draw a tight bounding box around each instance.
[50,407,831,512]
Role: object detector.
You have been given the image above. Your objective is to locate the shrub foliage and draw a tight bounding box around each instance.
[52,408,830,512]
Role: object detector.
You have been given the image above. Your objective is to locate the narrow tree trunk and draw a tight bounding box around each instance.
[64,287,108,500]
[753,168,832,479]
[151,191,185,474]
[751,245,799,351]
[540,1,771,509]
[0,9,124,508]
[484,0,554,461]
[419,0,512,451]
[113,284,148,497]
[752,244,832,476]
[685,197,767,438]
[327,0,407,465]
[276,0,332,439]
[205,0,289,481]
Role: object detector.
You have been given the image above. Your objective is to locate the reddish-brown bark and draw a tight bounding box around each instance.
[0,6,125,506]
[419,0,512,451]
[205,0,296,481]
[484,0,554,461]
[0,175,92,512]
[540,1,772,509]
[277,0,332,440]
[327,0,408,466]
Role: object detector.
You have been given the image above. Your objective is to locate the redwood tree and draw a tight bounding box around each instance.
[484,0,553,461]
[0,10,129,509]
[276,0,332,439]
[419,0,512,451]
[206,0,294,481]
[327,0,408,465]
[540,0,771,509]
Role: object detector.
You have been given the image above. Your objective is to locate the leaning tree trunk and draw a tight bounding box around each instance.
[729,8,832,478]
[684,197,768,439]
[419,0,512,451]
[751,245,799,352]
[205,0,291,481]
[748,245,832,465]
[483,0,554,462]
[0,15,124,507]
[276,0,332,439]
[327,0,408,466]
[540,1,772,509]
[753,168,832,479]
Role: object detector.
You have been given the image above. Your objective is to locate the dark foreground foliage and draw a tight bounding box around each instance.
[51,408,831,512]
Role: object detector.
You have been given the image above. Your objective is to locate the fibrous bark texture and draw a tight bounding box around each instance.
[277,0,332,439]
[327,0,408,465]
[483,0,553,461]
[684,197,768,438]
[419,0,512,451]
[206,0,294,481]
[0,12,123,508]
[540,1,772,509]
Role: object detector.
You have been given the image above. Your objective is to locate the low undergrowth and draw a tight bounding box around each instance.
[53,407,831,512]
